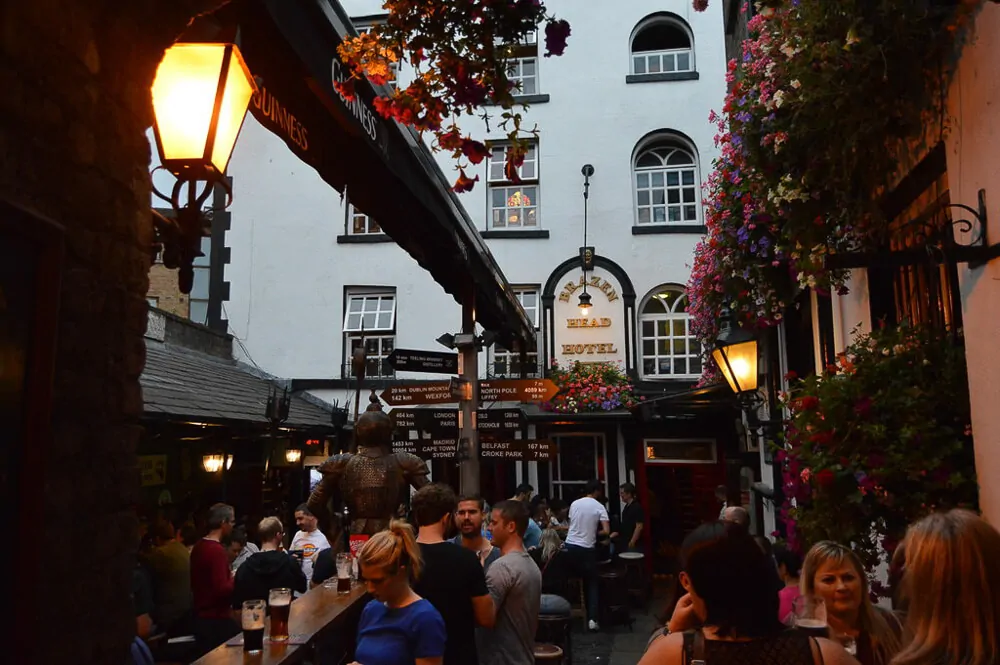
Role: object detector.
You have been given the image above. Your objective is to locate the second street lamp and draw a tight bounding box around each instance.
[711,307,759,400]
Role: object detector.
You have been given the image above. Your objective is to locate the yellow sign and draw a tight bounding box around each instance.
[139,455,168,487]
[558,276,620,303]
[566,317,611,328]
[562,343,619,355]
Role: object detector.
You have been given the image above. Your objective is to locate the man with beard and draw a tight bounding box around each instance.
[452,494,501,574]
[480,500,542,665]
[412,484,495,665]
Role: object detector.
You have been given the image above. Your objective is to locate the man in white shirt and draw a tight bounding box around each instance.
[565,479,609,631]
[289,504,330,586]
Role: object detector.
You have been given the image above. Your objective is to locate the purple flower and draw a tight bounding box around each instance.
[544,19,571,57]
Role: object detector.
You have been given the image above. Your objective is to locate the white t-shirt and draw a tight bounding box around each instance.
[290,529,330,582]
[565,496,609,549]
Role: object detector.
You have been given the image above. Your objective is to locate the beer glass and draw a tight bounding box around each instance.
[336,553,352,595]
[793,596,829,638]
[268,587,292,642]
[241,600,266,654]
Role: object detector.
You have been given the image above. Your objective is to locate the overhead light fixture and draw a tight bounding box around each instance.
[578,290,593,317]
[285,447,302,464]
[711,307,759,397]
[202,454,225,473]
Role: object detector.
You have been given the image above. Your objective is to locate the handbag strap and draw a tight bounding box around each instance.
[683,629,707,665]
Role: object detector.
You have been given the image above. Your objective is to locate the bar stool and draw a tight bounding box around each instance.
[619,551,648,607]
[536,612,572,664]
[534,643,564,664]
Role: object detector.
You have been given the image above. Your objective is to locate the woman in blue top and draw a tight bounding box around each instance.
[349,520,446,665]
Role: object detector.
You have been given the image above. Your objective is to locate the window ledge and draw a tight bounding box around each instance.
[481,229,550,239]
[626,72,700,84]
[512,93,551,104]
[632,225,706,235]
[336,234,394,244]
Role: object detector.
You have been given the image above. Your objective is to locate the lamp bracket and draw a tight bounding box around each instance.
[150,167,234,294]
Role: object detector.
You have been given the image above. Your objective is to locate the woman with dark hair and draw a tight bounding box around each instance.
[640,522,854,665]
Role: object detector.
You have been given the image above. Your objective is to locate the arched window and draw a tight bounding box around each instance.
[634,138,700,225]
[630,16,694,75]
[639,287,701,379]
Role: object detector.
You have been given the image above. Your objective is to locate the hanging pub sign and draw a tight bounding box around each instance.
[552,266,627,368]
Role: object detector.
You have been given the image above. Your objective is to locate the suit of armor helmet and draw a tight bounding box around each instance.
[307,395,428,545]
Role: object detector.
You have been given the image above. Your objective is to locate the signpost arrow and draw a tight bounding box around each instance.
[380,382,456,406]
[386,349,459,374]
[478,379,560,403]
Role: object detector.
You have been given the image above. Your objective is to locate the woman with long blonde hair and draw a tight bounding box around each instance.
[350,521,445,665]
[801,541,903,665]
[892,510,1000,665]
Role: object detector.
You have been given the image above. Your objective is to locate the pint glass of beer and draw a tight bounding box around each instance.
[241,600,266,654]
[268,588,292,642]
[336,553,352,595]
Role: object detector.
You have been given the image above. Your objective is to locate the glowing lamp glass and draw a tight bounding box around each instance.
[712,339,758,395]
[202,454,225,473]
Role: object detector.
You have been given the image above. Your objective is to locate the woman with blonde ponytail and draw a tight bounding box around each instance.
[349,520,446,665]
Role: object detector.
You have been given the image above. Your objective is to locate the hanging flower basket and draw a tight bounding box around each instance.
[777,324,978,593]
[542,361,642,414]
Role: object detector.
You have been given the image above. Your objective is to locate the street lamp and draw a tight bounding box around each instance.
[285,447,302,464]
[150,42,257,293]
[711,307,759,399]
[578,164,595,317]
[152,43,256,180]
[202,453,225,473]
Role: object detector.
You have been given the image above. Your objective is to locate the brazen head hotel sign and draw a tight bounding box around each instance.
[553,267,626,368]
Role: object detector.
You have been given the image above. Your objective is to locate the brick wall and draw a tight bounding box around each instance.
[148,263,190,317]
[0,1,229,661]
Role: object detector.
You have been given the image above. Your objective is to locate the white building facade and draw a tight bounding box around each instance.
[187,1,749,556]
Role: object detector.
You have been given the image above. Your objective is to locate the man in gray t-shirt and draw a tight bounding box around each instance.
[479,500,542,665]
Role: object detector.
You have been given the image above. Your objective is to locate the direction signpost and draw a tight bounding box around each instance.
[386,349,459,374]
[478,378,559,403]
[480,439,556,461]
[380,382,454,406]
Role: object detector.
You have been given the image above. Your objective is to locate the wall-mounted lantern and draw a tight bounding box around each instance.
[149,42,257,293]
[203,453,225,473]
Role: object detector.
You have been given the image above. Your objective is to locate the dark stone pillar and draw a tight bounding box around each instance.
[0,1,228,661]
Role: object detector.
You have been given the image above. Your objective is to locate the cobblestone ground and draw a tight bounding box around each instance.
[570,611,660,665]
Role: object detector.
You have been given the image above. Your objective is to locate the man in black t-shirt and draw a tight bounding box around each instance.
[412,483,495,665]
[612,482,645,554]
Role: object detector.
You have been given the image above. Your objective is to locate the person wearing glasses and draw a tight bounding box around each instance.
[350,521,446,665]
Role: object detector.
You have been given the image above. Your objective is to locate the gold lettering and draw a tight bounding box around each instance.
[601,318,611,326]
[566,319,578,328]
[589,276,601,287]
[573,344,585,354]
[562,344,575,354]
[558,293,570,303]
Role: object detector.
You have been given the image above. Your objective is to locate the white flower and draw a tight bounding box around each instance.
[791,79,802,89]
[774,90,787,108]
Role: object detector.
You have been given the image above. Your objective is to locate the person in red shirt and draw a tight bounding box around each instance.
[190,503,238,655]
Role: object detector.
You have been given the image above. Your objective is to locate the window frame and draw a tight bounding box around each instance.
[342,292,396,333]
[632,140,701,226]
[506,56,539,96]
[629,16,696,76]
[638,288,702,380]
[346,203,383,236]
[486,142,541,231]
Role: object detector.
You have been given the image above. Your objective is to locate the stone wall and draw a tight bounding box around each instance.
[0,0,228,661]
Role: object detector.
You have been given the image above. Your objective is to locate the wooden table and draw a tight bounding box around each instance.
[193,584,368,665]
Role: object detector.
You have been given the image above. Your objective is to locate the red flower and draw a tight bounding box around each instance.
[461,139,490,164]
[452,169,479,193]
[799,395,820,410]
[543,19,571,57]
[815,469,835,489]
[438,127,463,151]
[693,0,709,10]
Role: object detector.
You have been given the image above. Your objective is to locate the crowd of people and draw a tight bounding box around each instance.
[128,478,644,664]
[639,508,1000,665]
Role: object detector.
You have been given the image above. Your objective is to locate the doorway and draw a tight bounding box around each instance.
[549,433,607,501]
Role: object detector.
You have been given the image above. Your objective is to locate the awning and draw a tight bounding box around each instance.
[219,0,535,349]
[141,338,335,429]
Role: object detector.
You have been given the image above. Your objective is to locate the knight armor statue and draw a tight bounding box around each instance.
[307,391,429,545]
